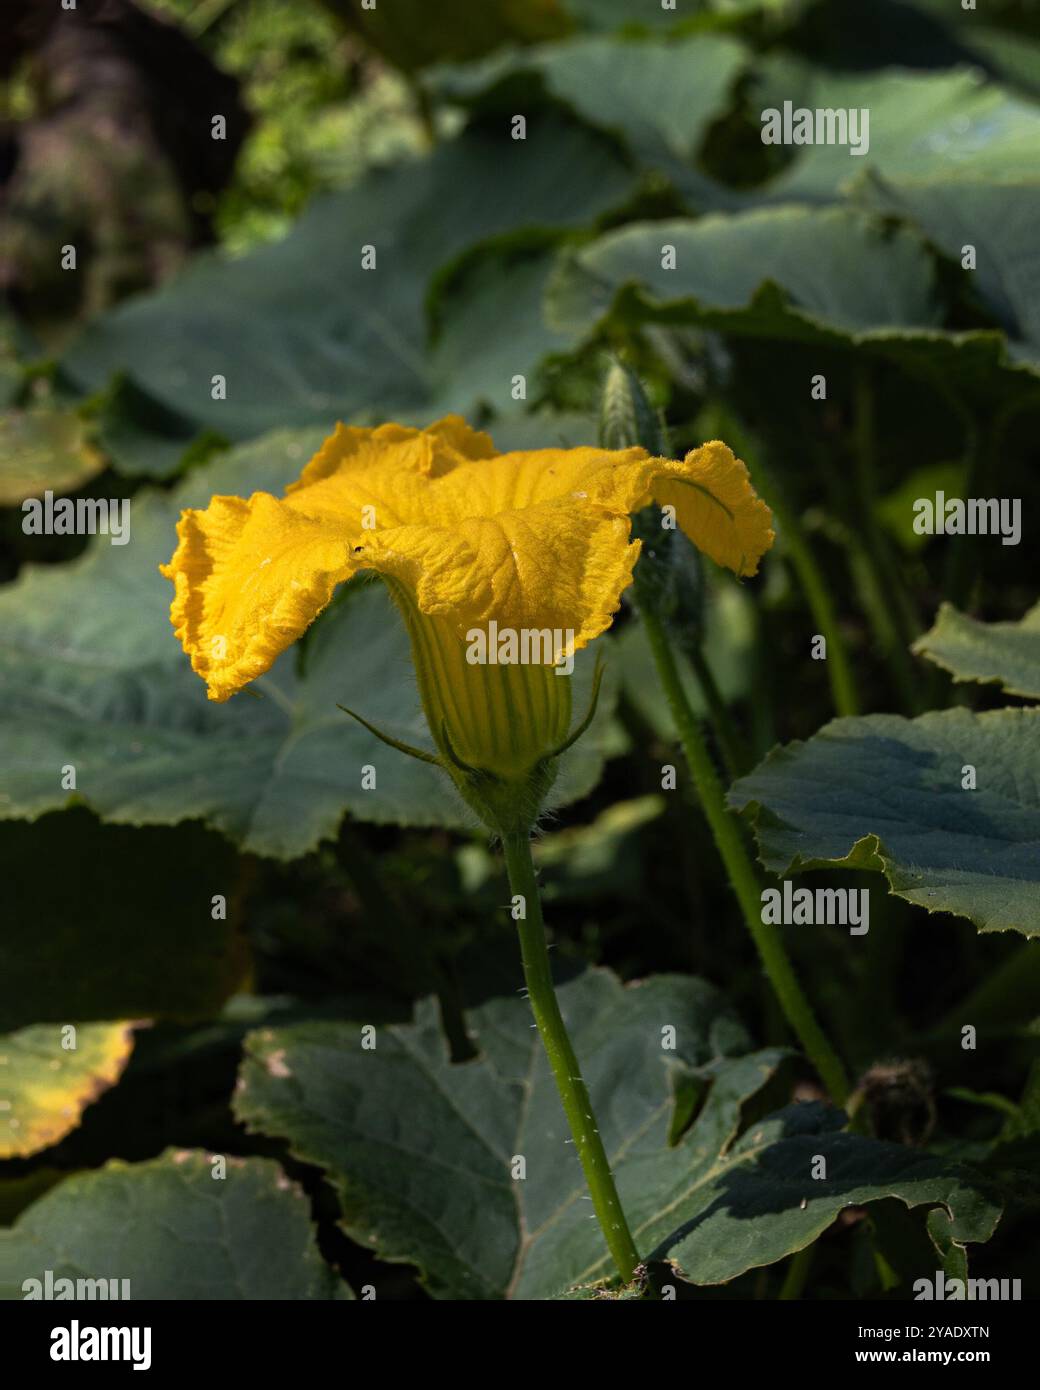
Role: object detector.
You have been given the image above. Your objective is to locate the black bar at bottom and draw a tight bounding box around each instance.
[1,1296,1033,1372]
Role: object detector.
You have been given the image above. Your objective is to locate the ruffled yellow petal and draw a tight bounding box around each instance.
[358,499,639,646]
[428,444,648,516]
[162,416,773,703]
[649,441,775,579]
[426,438,773,577]
[286,416,494,498]
[161,492,358,702]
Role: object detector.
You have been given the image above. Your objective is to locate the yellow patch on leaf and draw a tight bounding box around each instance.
[0,1022,136,1159]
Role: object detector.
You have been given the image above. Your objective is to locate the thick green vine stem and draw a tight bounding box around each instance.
[502,831,642,1285]
[640,606,850,1106]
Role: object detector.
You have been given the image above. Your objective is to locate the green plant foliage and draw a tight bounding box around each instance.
[235,967,999,1298]
[747,63,1040,203]
[914,601,1040,700]
[0,408,105,505]
[435,32,748,200]
[0,1021,135,1159]
[59,115,635,451]
[550,206,944,337]
[545,206,1040,409]
[3,0,1039,1309]
[858,176,1040,361]
[730,708,1040,936]
[0,430,616,856]
[0,1150,351,1300]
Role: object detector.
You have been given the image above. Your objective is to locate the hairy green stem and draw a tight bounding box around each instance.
[502,831,642,1284]
[641,608,850,1104]
[685,641,747,777]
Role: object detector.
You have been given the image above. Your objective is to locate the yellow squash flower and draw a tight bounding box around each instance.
[161,415,773,831]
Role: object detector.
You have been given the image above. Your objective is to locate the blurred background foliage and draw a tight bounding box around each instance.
[2,0,1039,1300]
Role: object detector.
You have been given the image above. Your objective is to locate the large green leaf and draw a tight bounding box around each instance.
[59,116,635,453]
[0,1150,349,1300]
[546,204,1040,401]
[91,376,230,481]
[435,33,747,205]
[729,709,1040,937]
[645,1100,999,1290]
[234,966,999,1298]
[427,249,578,415]
[0,1021,134,1159]
[858,175,1040,360]
[914,601,1040,701]
[549,205,944,338]
[749,63,1040,204]
[0,430,616,858]
[0,408,106,505]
